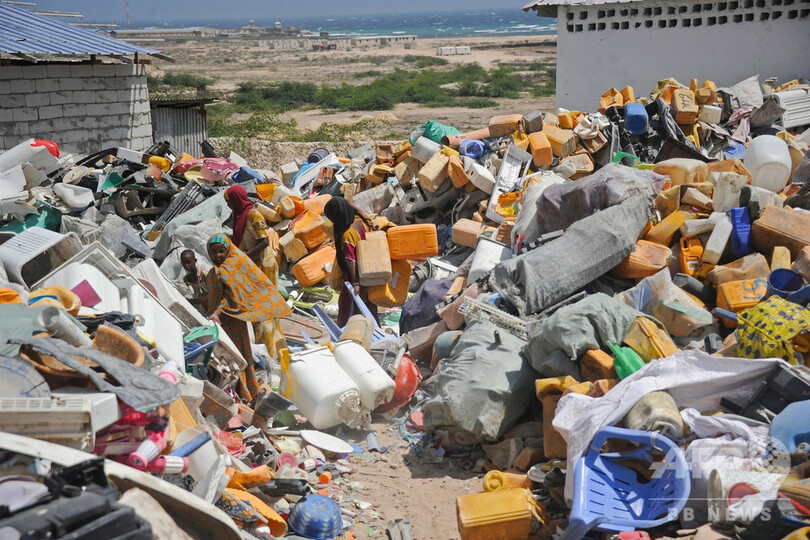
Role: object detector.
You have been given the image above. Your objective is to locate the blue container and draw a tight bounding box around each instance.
[288,494,343,539]
[725,140,746,160]
[459,138,485,159]
[728,207,751,258]
[770,399,810,452]
[766,268,806,300]
[624,102,649,135]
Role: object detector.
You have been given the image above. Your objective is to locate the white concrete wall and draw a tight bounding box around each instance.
[0,63,152,154]
[552,0,810,110]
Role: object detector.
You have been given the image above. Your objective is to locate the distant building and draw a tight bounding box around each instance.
[111,27,214,40]
[350,35,418,47]
[523,0,810,110]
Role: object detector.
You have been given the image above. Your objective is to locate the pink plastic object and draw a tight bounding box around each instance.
[112,455,187,474]
[71,279,102,308]
[128,429,168,469]
[377,354,421,414]
[32,139,59,158]
[276,451,298,469]
[200,158,240,183]
[617,533,652,540]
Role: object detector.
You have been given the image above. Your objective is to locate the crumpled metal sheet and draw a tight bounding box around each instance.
[11,336,180,411]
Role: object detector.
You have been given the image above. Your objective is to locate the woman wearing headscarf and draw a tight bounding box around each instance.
[202,234,291,402]
[224,184,287,360]
[323,197,378,327]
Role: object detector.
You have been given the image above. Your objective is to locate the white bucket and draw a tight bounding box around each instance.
[332,340,395,410]
[468,236,512,283]
[744,135,792,192]
[54,183,94,209]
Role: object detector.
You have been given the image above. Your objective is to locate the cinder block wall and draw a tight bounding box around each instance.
[0,63,152,155]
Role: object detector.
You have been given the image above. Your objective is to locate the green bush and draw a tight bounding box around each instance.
[162,72,215,90]
[232,81,318,112]
[403,55,449,68]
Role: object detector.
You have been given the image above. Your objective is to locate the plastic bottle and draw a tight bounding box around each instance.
[679,237,703,276]
[622,391,683,440]
[608,342,645,379]
[653,158,709,186]
[680,212,725,238]
[728,207,751,258]
[702,214,733,265]
[772,246,792,270]
[624,102,649,135]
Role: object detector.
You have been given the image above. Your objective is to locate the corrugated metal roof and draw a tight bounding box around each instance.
[523,0,643,9]
[0,3,159,56]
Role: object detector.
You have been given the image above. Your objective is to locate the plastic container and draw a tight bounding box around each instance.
[624,102,649,135]
[728,207,751,258]
[53,183,94,209]
[699,104,722,124]
[712,172,747,212]
[680,212,725,238]
[716,278,768,325]
[452,219,485,248]
[387,224,439,260]
[28,285,81,316]
[468,237,512,283]
[368,259,411,308]
[456,488,540,540]
[303,194,332,215]
[488,114,523,137]
[339,315,374,351]
[288,494,343,540]
[448,155,470,187]
[332,340,396,410]
[468,163,496,194]
[580,349,617,382]
[772,246,792,270]
[622,391,683,440]
[645,210,694,246]
[418,152,449,193]
[528,132,553,167]
[671,87,699,125]
[653,159,708,186]
[0,228,83,288]
[652,299,714,337]
[752,205,810,258]
[623,317,679,362]
[766,269,806,300]
[291,210,328,249]
[411,136,441,163]
[708,253,771,287]
[608,342,645,379]
[524,110,543,134]
[292,245,335,287]
[357,231,392,287]
[543,125,576,157]
[279,347,363,429]
[482,470,532,492]
[702,214,733,265]
[679,237,703,276]
[744,135,792,192]
[0,138,60,175]
[612,239,673,279]
[707,159,752,183]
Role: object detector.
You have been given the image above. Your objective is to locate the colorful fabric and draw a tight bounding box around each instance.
[202,235,290,323]
[737,296,809,365]
[324,197,357,273]
[239,208,281,284]
[225,185,254,247]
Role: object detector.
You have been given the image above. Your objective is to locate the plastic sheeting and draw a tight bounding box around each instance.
[490,195,654,316]
[532,163,664,237]
[553,350,779,504]
[523,293,646,376]
[422,321,538,442]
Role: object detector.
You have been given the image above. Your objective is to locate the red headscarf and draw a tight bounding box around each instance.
[225,185,253,248]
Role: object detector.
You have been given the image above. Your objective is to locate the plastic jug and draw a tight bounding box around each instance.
[468,237,512,283]
[653,159,708,186]
[279,347,363,430]
[645,210,694,246]
[452,219,486,249]
[411,137,441,163]
[528,132,553,167]
[752,206,810,258]
[417,152,449,193]
[543,125,576,158]
[482,470,532,492]
[581,349,617,381]
[711,172,747,212]
[607,342,645,379]
[680,212,725,238]
[707,159,752,183]
[339,315,374,351]
[728,207,751,258]
[708,253,771,287]
[652,299,714,337]
[356,231,392,287]
[368,259,411,308]
[386,224,439,260]
[456,488,543,540]
[702,214,733,265]
[291,210,328,249]
[612,240,673,279]
[292,246,335,287]
[332,340,395,410]
[679,237,703,276]
[623,317,679,362]
[468,163,496,194]
[448,155,470,188]
[622,391,683,440]
[716,278,768,325]
[624,102,649,135]
[744,135,792,192]
[772,246,792,270]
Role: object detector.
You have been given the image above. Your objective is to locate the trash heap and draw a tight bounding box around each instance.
[0,72,808,539]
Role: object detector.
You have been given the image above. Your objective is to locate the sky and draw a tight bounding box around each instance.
[31,1,532,24]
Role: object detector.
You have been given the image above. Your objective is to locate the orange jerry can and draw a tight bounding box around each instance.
[716,278,768,327]
[356,231,392,286]
[488,114,524,137]
[623,317,680,362]
[302,194,331,215]
[291,210,328,249]
[543,125,576,158]
[679,236,704,276]
[528,132,553,168]
[448,155,470,188]
[752,205,810,258]
[671,87,699,125]
[612,239,673,279]
[456,488,544,540]
[368,259,411,308]
[452,218,485,248]
[292,245,335,287]
[645,210,694,247]
[581,349,617,382]
[387,224,439,260]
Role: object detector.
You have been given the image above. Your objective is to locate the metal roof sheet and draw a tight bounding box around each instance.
[0,3,159,56]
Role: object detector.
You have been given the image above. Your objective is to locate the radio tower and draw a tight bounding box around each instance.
[125,1,130,29]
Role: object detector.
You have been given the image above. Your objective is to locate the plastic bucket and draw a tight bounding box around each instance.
[767,269,805,299]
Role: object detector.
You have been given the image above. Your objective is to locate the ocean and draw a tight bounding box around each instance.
[129,8,556,38]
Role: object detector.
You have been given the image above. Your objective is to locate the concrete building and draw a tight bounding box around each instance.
[350,35,418,47]
[523,0,810,110]
[0,3,164,154]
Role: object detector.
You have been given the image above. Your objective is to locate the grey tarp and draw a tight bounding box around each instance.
[489,195,654,316]
[422,321,538,442]
[523,293,647,376]
[533,162,663,236]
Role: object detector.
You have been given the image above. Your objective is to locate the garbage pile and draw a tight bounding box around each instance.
[0,72,808,539]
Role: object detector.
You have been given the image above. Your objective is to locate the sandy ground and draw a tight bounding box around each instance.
[336,420,481,540]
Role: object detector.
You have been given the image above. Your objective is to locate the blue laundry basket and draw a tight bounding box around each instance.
[562,426,691,540]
